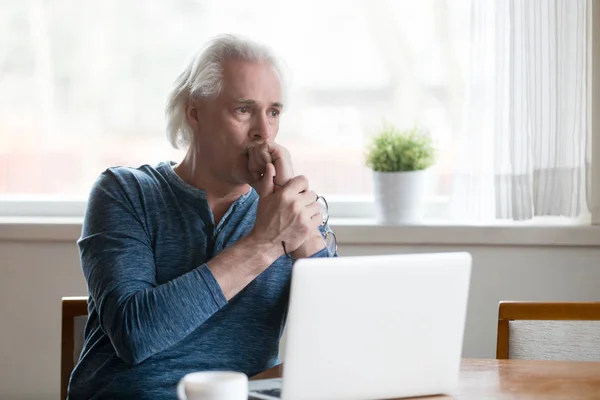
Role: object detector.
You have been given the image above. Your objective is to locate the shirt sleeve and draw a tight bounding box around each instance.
[78,171,228,365]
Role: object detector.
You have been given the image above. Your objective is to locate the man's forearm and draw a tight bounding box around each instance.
[207,234,282,300]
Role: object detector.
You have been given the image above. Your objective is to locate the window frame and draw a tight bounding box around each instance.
[591,0,600,226]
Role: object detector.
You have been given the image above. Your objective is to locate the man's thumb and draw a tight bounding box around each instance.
[255,162,276,197]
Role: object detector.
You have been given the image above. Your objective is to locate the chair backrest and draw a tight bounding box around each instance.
[497,301,600,361]
[61,296,88,400]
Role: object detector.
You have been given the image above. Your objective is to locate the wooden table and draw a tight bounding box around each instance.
[251,358,600,399]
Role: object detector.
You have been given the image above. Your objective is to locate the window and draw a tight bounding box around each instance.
[0,0,470,217]
[1,0,596,223]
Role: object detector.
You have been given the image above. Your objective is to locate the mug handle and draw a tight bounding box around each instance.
[177,379,186,400]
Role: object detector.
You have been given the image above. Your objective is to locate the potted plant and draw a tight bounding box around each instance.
[365,125,435,224]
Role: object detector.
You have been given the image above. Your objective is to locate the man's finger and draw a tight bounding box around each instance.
[254,162,276,197]
[258,141,293,187]
[248,146,265,176]
[299,190,319,206]
[282,175,309,195]
[256,142,274,165]
[305,202,322,220]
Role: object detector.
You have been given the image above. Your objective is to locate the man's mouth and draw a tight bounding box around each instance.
[243,140,266,154]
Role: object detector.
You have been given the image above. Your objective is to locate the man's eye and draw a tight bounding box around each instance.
[237,107,250,114]
[269,109,280,117]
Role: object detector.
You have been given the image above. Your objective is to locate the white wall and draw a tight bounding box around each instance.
[1,238,600,399]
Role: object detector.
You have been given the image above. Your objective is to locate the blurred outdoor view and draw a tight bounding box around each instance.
[0,0,470,199]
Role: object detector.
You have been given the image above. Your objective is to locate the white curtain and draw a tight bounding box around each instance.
[451,0,591,221]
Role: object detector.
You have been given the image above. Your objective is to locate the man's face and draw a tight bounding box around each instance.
[189,59,283,185]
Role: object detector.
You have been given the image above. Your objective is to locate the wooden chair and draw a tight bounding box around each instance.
[497,301,600,361]
[61,296,89,400]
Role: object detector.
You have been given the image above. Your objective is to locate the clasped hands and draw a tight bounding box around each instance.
[246,141,325,257]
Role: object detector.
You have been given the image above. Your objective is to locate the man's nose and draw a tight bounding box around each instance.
[251,113,272,141]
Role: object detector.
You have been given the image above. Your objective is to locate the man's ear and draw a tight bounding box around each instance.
[185,98,201,131]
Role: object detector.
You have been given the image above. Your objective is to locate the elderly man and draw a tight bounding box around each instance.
[68,34,337,399]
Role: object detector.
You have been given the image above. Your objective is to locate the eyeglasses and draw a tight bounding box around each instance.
[281,194,337,260]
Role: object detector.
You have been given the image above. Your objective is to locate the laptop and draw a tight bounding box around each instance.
[248,252,472,400]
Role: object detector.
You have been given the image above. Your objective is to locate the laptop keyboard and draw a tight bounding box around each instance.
[248,377,283,399]
[256,388,281,396]
[249,388,282,399]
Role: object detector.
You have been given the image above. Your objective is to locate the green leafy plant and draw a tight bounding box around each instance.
[365,125,435,172]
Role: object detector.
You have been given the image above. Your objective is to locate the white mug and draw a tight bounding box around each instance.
[177,371,248,400]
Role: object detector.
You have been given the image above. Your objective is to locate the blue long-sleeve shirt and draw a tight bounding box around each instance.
[68,161,334,400]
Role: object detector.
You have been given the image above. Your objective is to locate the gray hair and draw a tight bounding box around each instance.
[165,34,287,149]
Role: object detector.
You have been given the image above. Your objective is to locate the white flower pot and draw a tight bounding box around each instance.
[373,170,429,224]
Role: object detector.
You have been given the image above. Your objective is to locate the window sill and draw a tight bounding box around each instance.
[330,218,600,247]
[1,217,599,247]
[0,217,83,242]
